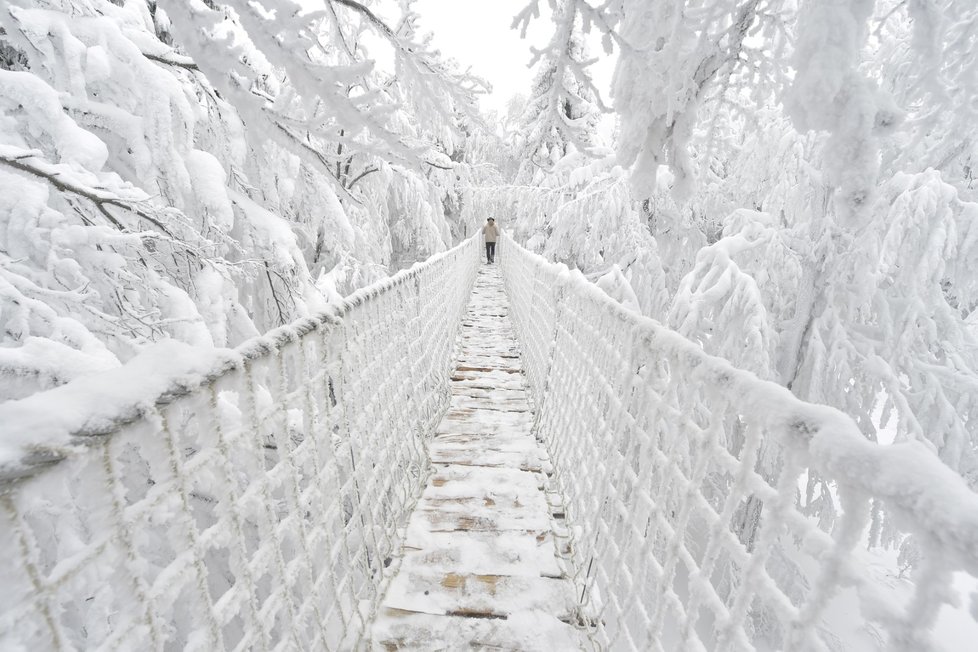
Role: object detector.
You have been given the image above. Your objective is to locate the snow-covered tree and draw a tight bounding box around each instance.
[511,0,602,185]
[506,0,978,496]
[874,0,978,199]
[0,0,488,400]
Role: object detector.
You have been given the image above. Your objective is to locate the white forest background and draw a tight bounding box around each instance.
[0,0,976,643]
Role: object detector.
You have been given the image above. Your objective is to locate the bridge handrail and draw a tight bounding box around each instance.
[0,236,481,649]
[0,240,477,482]
[499,232,978,651]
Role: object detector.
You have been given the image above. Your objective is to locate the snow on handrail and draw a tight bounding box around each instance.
[0,236,481,650]
[499,233,978,651]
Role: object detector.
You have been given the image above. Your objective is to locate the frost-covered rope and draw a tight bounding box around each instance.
[0,236,480,650]
[499,233,978,652]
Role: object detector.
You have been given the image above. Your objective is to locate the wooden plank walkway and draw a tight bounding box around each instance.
[368,263,589,650]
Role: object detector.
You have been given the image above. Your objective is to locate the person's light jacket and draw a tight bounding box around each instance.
[483,223,498,242]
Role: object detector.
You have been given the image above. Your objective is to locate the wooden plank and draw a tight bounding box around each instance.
[372,608,583,651]
[368,263,588,650]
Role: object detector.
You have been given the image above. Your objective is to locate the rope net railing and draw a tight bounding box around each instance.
[0,236,480,651]
[499,233,978,652]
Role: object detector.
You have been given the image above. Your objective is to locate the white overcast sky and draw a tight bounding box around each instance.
[411,0,615,115]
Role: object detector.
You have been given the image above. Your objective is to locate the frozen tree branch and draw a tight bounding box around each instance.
[0,152,175,238]
[141,52,200,71]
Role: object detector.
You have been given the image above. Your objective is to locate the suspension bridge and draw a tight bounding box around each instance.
[1,234,976,651]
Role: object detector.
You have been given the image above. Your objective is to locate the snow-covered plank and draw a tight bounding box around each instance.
[371,608,583,652]
[369,264,589,650]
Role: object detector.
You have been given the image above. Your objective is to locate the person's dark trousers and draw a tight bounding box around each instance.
[485,241,496,263]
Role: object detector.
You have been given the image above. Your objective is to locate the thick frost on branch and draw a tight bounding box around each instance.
[792,171,978,487]
[669,209,794,379]
[609,0,784,199]
[158,0,485,182]
[512,0,604,185]
[0,0,495,401]
[786,0,903,225]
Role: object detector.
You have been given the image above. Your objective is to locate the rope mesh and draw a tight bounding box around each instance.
[3,231,977,651]
[499,233,978,652]
[0,237,480,651]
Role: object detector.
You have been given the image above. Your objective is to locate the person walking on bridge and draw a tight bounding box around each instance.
[483,217,498,263]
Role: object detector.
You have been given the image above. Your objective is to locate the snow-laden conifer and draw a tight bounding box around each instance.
[511,0,602,185]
